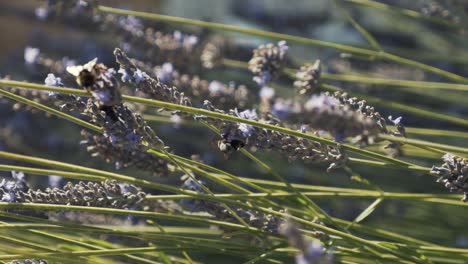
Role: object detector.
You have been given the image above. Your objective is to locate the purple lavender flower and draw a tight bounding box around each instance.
[133,69,145,84]
[259,86,275,101]
[35,7,48,20]
[24,47,40,65]
[91,90,111,105]
[118,67,132,83]
[431,153,468,201]
[44,73,63,87]
[272,99,291,120]
[237,109,257,137]
[249,41,288,85]
[208,81,224,96]
[156,63,174,84]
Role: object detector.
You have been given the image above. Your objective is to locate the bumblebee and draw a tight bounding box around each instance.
[67,58,122,120]
[217,132,245,156]
[66,58,98,89]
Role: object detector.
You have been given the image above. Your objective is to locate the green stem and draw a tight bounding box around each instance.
[0,203,423,263]
[321,73,468,91]
[0,203,267,235]
[377,134,468,156]
[334,0,382,51]
[146,192,464,206]
[321,83,468,128]
[0,164,105,181]
[0,150,188,194]
[0,87,101,132]
[402,126,468,139]
[0,79,427,171]
[96,5,468,83]
[222,59,468,127]
[343,0,462,29]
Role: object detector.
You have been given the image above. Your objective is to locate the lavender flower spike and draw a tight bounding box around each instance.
[279,219,333,264]
[248,41,289,85]
[431,153,468,202]
[114,48,191,108]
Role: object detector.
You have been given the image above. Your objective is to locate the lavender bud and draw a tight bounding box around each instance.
[248,41,289,85]
[294,60,321,96]
[7,260,48,264]
[431,154,468,202]
[180,175,283,233]
[24,47,40,65]
[279,219,333,264]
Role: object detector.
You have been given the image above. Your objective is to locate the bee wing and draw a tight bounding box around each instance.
[66,65,84,76]
[83,58,98,71]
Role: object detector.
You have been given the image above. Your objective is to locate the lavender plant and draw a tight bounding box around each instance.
[0,1,467,263]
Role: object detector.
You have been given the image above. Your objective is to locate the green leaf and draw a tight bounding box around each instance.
[353,198,384,224]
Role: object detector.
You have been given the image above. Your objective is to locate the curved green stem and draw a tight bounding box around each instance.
[0,87,101,132]
[97,5,468,83]
[321,73,468,91]
[334,0,382,51]
[377,134,468,156]
[0,79,428,172]
[147,191,464,206]
[321,83,468,128]
[222,59,468,127]
[344,0,463,29]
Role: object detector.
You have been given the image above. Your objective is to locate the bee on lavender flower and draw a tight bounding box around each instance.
[67,58,122,120]
[217,132,245,156]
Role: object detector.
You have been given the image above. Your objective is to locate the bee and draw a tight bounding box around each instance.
[67,58,122,121]
[66,58,98,89]
[217,132,245,156]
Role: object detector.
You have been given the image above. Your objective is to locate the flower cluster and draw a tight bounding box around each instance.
[279,220,333,264]
[104,15,201,70]
[295,93,381,142]
[248,41,289,85]
[181,176,283,233]
[332,91,406,154]
[130,58,252,110]
[80,130,169,174]
[199,35,246,70]
[7,179,137,209]
[431,154,468,202]
[24,47,76,74]
[0,172,28,203]
[35,0,100,24]
[1,174,171,211]
[0,46,77,115]
[114,48,192,110]
[200,102,348,171]
[46,59,169,175]
[294,60,321,96]
[7,260,48,264]
[421,2,460,24]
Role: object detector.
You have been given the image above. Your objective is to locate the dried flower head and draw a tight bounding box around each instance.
[6,260,48,264]
[46,58,167,174]
[180,175,283,233]
[431,154,468,202]
[279,219,333,264]
[81,130,169,175]
[131,59,252,110]
[294,60,321,96]
[248,41,289,85]
[332,91,406,154]
[2,176,167,211]
[114,48,192,110]
[200,101,348,171]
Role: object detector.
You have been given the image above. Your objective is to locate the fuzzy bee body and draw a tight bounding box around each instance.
[217,132,245,156]
[67,58,122,120]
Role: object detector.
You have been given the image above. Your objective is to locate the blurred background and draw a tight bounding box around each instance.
[0,0,467,252]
